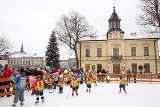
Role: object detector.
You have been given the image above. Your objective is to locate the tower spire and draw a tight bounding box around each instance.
[20,43,24,53]
[106,2,124,39]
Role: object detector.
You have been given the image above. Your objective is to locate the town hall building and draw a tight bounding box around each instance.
[78,7,159,74]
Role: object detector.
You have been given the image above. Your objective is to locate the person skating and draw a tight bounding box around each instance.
[58,75,64,94]
[70,76,79,96]
[119,76,128,93]
[47,77,53,89]
[11,68,26,107]
[34,76,44,104]
[92,70,97,86]
[85,73,93,92]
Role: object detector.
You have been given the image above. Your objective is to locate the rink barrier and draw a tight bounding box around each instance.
[0,74,160,97]
[0,76,32,97]
[96,74,160,83]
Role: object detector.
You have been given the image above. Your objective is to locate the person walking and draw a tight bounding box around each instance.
[132,69,137,83]
[126,68,131,83]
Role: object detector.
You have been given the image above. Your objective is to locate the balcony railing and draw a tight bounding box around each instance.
[111,55,122,60]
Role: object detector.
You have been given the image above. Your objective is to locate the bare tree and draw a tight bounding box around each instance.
[0,35,11,54]
[137,0,160,32]
[55,11,96,68]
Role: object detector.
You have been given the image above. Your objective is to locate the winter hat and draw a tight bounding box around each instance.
[20,68,25,74]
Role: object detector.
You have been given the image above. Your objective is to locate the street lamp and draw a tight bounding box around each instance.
[29,53,37,67]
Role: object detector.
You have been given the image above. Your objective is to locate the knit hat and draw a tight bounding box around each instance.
[20,68,25,74]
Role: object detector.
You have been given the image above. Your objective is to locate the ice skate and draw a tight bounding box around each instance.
[35,101,39,104]
[86,89,88,92]
[11,103,16,107]
[20,102,23,106]
[42,99,44,103]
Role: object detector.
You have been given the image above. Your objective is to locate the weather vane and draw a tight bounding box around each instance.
[114,0,115,7]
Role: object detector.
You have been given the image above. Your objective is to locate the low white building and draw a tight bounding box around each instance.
[8,44,46,69]
[60,55,76,70]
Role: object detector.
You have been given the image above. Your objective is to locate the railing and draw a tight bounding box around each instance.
[1,74,160,97]
[0,76,32,97]
[111,55,122,60]
[97,74,160,82]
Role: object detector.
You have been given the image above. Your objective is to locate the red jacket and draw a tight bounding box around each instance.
[2,67,12,78]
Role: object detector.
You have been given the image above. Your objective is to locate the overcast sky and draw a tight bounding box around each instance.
[0,0,141,55]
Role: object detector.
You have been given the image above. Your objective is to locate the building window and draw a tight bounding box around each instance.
[144,47,149,56]
[73,62,75,66]
[23,61,25,65]
[85,64,90,71]
[97,64,102,72]
[97,48,102,57]
[131,47,136,56]
[86,49,90,57]
[132,63,137,72]
[114,21,116,28]
[70,62,71,65]
[144,63,150,73]
[113,48,119,56]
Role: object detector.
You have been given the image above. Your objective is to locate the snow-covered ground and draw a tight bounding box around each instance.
[1,82,160,107]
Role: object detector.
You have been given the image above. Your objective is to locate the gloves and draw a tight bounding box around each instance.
[9,76,16,83]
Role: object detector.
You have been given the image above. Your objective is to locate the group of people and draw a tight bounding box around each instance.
[0,65,130,107]
[4,66,97,107]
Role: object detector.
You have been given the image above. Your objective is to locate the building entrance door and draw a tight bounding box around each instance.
[113,64,120,74]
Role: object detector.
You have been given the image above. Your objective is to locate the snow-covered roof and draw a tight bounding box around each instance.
[33,55,44,58]
[9,51,31,58]
[9,52,44,58]
[60,54,75,60]
[79,33,160,41]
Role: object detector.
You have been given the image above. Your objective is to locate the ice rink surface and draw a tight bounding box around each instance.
[1,82,160,107]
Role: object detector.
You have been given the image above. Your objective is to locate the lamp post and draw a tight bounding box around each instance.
[29,53,37,67]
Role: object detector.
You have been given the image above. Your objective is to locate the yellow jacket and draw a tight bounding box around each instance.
[34,80,44,91]
[70,80,79,87]
[86,76,93,84]
[120,79,126,84]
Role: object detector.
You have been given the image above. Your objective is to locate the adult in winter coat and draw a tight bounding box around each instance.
[2,64,12,97]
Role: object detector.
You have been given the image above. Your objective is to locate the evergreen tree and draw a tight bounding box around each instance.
[45,31,60,68]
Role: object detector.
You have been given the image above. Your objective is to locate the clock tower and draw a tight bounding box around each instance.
[107,7,124,39]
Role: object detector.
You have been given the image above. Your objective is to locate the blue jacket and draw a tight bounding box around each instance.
[14,76,26,90]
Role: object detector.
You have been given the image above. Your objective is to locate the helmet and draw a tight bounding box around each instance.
[59,75,63,78]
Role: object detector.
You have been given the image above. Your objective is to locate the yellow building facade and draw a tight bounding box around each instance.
[78,7,159,74]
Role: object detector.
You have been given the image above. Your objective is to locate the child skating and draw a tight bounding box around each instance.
[34,76,45,104]
[85,73,93,92]
[70,76,79,96]
[11,68,26,107]
[58,75,64,94]
[119,76,128,93]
